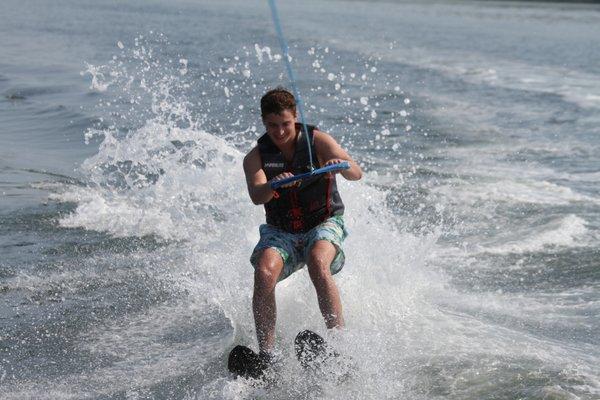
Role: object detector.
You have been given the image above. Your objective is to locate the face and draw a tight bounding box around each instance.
[262,110,297,146]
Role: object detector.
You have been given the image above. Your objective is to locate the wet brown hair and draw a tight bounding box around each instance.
[260,87,296,117]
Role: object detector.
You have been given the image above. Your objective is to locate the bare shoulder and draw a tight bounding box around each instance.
[243,146,261,172]
[313,129,340,151]
[313,129,337,143]
[244,146,260,164]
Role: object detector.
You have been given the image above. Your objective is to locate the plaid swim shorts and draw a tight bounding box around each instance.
[250,215,348,281]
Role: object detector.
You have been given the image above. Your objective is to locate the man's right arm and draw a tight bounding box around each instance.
[244,147,300,205]
[243,147,274,205]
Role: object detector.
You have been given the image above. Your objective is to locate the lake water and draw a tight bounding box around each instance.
[1,0,599,398]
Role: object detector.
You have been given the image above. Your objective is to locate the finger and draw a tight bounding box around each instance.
[282,180,300,188]
[275,172,293,181]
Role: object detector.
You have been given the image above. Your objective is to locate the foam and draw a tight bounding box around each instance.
[81,63,111,92]
[433,178,597,207]
[52,121,249,241]
[478,214,588,255]
[434,58,600,110]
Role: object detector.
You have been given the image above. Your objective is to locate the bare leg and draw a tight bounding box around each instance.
[253,248,284,354]
[307,240,345,329]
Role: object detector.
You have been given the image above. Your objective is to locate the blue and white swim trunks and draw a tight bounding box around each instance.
[250,215,348,281]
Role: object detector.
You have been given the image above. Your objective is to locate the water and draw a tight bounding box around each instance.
[1,0,599,398]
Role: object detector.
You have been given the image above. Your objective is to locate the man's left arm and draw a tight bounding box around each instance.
[313,130,362,181]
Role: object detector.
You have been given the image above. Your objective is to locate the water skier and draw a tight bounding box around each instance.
[243,88,363,365]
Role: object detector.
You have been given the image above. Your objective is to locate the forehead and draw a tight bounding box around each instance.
[263,110,296,123]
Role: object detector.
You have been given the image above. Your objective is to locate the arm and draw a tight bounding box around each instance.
[243,147,297,205]
[243,147,274,205]
[313,130,363,181]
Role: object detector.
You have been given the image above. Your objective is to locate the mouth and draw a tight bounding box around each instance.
[273,132,287,140]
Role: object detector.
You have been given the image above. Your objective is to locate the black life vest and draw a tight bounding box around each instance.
[258,124,345,233]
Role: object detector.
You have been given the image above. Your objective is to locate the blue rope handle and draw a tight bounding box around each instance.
[267,0,315,171]
[270,162,350,189]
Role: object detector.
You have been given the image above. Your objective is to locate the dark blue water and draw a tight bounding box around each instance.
[1,0,599,398]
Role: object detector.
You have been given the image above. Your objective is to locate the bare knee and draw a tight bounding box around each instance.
[254,250,283,291]
[307,252,333,284]
[307,241,336,282]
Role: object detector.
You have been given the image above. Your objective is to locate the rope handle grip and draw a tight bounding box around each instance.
[270,161,350,190]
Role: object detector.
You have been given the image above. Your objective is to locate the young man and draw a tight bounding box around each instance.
[243,88,362,362]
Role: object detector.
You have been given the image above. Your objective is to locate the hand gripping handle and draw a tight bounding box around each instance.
[270,161,350,190]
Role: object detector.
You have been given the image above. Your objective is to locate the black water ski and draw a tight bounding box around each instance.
[294,330,355,381]
[227,345,268,379]
[294,330,335,368]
